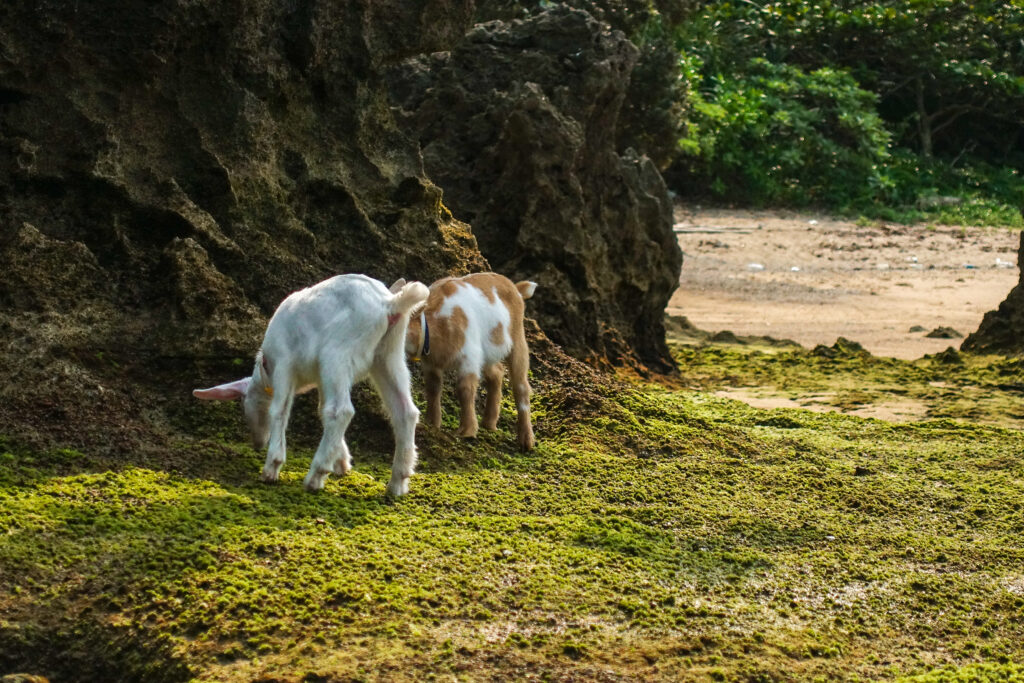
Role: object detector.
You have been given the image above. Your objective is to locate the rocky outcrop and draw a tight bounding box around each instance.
[0,0,684,454]
[389,7,682,370]
[0,0,485,451]
[474,0,688,171]
[963,231,1024,354]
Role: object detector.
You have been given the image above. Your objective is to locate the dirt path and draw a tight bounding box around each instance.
[667,207,1021,359]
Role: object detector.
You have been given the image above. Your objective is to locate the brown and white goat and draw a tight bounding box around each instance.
[404,273,537,450]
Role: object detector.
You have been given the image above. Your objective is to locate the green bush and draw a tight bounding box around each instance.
[858,151,1024,226]
[675,0,1024,161]
[670,1,1024,223]
[678,58,891,207]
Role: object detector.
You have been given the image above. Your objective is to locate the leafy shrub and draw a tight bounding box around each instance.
[678,58,891,207]
[858,151,1024,226]
[671,2,1024,223]
[675,0,1024,161]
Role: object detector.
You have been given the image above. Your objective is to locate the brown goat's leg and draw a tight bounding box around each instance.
[455,373,479,438]
[508,331,535,450]
[482,363,504,430]
[424,367,443,429]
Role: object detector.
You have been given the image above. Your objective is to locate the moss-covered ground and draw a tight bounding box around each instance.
[670,339,1024,428]
[2,345,1023,681]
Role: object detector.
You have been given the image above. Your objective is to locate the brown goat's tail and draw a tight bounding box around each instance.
[515,281,537,301]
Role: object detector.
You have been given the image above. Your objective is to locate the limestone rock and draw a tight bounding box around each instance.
[0,0,485,451]
[389,7,682,370]
[0,0,683,457]
[925,326,963,339]
[963,231,1024,354]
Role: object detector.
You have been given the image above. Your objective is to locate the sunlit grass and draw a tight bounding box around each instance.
[1,348,1023,680]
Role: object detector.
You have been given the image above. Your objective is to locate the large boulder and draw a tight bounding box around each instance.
[962,231,1024,355]
[0,0,486,451]
[0,0,684,454]
[388,7,682,370]
[474,0,689,171]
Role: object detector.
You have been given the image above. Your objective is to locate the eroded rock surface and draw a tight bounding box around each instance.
[0,0,485,450]
[0,0,683,454]
[389,7,682,370]
[963,232,1024,354]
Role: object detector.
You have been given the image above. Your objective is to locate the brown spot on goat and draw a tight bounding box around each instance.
[489,321,506,347]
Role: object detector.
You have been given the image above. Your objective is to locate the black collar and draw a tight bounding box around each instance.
[420,312,430,357]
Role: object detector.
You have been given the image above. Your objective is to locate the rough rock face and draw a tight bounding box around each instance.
[388,7,682,370]
[0,0,684,454]
[962,232,1024,354]
[475,0,689,171]
[0,0,485,450]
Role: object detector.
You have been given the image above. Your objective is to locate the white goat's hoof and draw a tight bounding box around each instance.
[385,476,409,498]
[333,459,352,476]
[304,471,328,492]
[261,458,284,482]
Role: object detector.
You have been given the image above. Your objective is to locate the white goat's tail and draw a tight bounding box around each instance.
[389,281,429,319]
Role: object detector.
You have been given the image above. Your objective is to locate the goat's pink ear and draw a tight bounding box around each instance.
[389,278,407,293]
[193,377,252,401]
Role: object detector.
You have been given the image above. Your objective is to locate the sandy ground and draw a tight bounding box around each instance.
[667,207,1021,360]
[705,387,934,422]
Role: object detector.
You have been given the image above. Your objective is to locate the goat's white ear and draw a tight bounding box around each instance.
[193,377,252,401]
[389,278,407,293]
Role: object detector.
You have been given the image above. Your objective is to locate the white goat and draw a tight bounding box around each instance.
[193,274,429,497]
[404,272,537,450]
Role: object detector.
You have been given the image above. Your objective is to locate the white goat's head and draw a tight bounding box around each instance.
[193,353,272,450]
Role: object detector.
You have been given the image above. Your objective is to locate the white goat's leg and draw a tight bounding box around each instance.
[333,439,353,476]
[303,388,355,492]
[318,388,353,476]
[371,361,420,497]
[262,388,295,482]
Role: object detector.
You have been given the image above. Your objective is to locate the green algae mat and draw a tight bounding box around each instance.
[2,347,1023,681]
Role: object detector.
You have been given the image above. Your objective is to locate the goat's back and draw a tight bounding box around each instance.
[421,272,530,371]
[262,275,390,373]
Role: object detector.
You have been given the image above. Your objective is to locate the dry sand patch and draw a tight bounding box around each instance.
[668,207,1020,360]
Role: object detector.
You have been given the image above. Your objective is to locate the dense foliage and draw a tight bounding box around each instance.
[679,58,892,207]
[670,0,1024,221]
